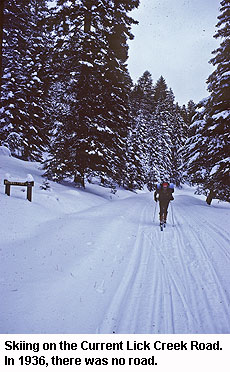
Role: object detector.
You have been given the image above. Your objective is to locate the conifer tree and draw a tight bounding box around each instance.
[0,0,51,160]
[182,98,210,191]
[204,0,230,202]
[130,71,155,188]
[180,100,196,137]
[130,73,187,188]
[0,0,5,95]
[170,103,186,186]
[128,71,154,190]
[44,0,140,188]
[152,76,173,180]
[184,0,230,203]
[125,118,145,190]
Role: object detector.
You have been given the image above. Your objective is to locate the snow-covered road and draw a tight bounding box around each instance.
[89,192,230,334]
[1,154,230,334]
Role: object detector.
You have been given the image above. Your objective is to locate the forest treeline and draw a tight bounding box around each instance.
[0,0,229,203]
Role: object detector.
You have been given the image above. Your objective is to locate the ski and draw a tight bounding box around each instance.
[160,222,166,231]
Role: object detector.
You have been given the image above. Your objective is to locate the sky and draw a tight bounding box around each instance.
[127,0,221,105]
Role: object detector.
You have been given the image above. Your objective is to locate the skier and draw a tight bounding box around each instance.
[154,181,174,227]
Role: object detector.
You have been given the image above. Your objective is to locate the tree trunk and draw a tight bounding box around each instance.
[100,176,105,185]
[206,190,215,205]
[74,172,85,188]
[84,1,92,33]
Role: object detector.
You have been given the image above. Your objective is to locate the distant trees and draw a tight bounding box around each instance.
[130,72,187,189]
[151,77,174,182]
[0,0,191,192]
[183,0,230,203]
[129,71,155,189]
[1,0,189,192]
[1,0,228,203]
[170,103,188,187]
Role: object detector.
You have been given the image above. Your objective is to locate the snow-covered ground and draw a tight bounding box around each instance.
[0,151,230,334]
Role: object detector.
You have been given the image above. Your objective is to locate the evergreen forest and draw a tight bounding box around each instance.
[0,0,229,203]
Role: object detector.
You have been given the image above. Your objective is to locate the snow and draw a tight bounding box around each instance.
[79,61,94,68]
[0,146,11,157]
[26,173,34,182]
[6,91,14,98]
[212,110,230,120]
[210,164,220,176]
[32,76,42,83]
[0,155,230,334]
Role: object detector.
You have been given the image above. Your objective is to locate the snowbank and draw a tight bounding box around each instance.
[0,155,230,334]
[0,146,11,157]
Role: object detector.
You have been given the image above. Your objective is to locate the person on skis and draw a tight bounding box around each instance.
[154,181,174,226]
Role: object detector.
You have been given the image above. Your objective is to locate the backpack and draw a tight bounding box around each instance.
[155,182,174,201]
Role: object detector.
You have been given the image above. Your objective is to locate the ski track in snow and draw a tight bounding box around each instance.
[95,195,230,334]
[1,177,230,333]
[98,194,230,334]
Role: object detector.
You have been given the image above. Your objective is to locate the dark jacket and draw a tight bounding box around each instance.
[154,183,174,203]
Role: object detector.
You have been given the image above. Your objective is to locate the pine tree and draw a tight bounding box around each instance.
[130,73,187,189]
[184,0,230,203]
[180,100,197,184]
[170,103,187,186]
[182,98,210,191]
[1,0,51,160]
[124,117,145,190]
[152,76,173,181]
[0,0,5,95]
[128,71,154,190]
[204,0,230,202]
[130,71,156,189]
[180,100,196,137]
[44,0,140,188]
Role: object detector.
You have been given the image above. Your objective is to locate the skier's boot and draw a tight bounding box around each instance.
[163,212,167,227]
[160,214,164,231]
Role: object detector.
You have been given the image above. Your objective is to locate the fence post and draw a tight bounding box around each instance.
[27,183,33,202]
[5,181,10,196]
[4,179,34,201]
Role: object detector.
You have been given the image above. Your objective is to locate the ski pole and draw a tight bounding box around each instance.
[153,200,157,223]
[153,199,157,223]
[171,202,175,227]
